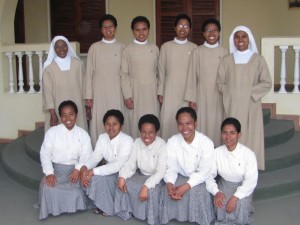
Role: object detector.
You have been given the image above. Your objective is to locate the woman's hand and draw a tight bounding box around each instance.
[158,95,163,105]
[124,98,134,109]
[80,166,92,187]
[85,99,94,108]
[69,169,80,183]
[226,196,238,213]
[45,174,56,187]
[118,177,127,192]
[49,109,59,127]
[139,185,149,202]
[174,183,191,200]
[214,191,226,208]
[189,102,197,110]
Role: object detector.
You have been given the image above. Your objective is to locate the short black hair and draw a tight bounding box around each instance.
[175,107,197,122]
[201,18,221,32]
[131,16,150,30]
[102,109,124,125]
[174,13,192,28]
[58,100,78,116]
[99,14,118,28]
[138,114,160,132]
[221,117,241,133]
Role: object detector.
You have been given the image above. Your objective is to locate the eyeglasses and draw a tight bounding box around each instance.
[204,29,219,34]
[177,24,190,29]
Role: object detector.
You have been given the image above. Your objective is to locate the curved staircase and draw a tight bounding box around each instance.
[1,109,300,201]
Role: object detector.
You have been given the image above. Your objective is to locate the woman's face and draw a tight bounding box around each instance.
[177,112,196,143]
[234,31,249,52]
[140,123,157,146]
[203,23,220,45]
[104,116,122,140]
[221,124,241,151]
[175,18,190,41]
[101,19,116,41]
[133,21,149,42]
[60,105,77,130]
[54,40,68,58]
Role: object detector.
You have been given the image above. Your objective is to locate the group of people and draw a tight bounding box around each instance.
[39,12,271,225]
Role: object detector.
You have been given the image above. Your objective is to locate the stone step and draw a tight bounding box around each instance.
[254,164,300,201]
[1,136,42,190]
[25,127,44,163]
[265,131,300,172]
[264,119,294,148]
[263,108,271,125]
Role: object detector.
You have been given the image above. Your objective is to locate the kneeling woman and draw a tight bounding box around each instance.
[39,100,93,220]
[206,117,258,225]
[159,107,215,225]
[115,114,167,225]
[79,109,133,216]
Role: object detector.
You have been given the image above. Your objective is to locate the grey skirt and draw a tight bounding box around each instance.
[214,178,254,225]
[114,171,164,225]
[159,174,215,225]
[86,173,118,216]
[39,163,88,220]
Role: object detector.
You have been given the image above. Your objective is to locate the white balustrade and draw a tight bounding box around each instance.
[292,46,300,93]
[5,52,15,93]
[15,51,25,93]
[25,51,35,93]
[278,46,288,94]
[36,51,44,93]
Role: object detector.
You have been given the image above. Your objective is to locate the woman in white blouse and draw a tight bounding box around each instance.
[39,100,93,220]
[79,109,133,216]
[115,114,167,225]
[206,117,258,225]
[159,107,215,225]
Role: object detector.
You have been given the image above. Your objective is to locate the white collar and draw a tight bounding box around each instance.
[54,56,71,71]
[203,41,219,48]
[102,38,116,44]
[174,37,188,45]
[134,39,148,45]
[233,49,254,64]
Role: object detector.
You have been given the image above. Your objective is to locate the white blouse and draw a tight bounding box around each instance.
[40,124,93,176]
[83,132,133,176]
[164,131,214,188]
[206,143,258,199]
[119,137,167,189]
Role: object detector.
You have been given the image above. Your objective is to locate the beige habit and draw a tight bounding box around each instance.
[120,42,159,138]
[84,41,126,146]
[42,58,87,131]
[185,45,228,146]
[217,53,272,170]
[158,40,197,140]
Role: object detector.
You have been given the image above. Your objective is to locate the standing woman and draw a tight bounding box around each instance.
[185,18,228,147]
[43,36,87,131]
[39,100,92,220]
[84,14,127,147]
[206,117,258,225]
[217,26,272,170]
[158,13,197,140]
[121,16,159,139]
[115,114,167,225]
[159,107,215,225]
[79,109,133,216]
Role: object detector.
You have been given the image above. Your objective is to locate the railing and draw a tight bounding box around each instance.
[1,42,80,94]
[261,37,300,122]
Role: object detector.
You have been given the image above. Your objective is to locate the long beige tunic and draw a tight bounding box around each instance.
[185,45,228,147]
[84,41,126,146]
[158,40,197,140]
[42,58,87,132]
[120,42,159,139]
[217,53,272,170]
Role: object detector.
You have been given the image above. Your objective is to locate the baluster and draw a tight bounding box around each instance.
[25,51,35,93]
[36,51,44,93]
[15,51,25,93]
[293,46,300,93]
[5,52,15,93]
[279,46,288,94]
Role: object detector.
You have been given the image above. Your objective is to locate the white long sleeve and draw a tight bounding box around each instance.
[206,143,258,199]
[119,137,167,189]
[84,132,133,176]
[40,124,93,176]
[164,131,214,188]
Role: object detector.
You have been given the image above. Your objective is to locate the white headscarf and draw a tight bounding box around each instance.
[229,26,258,64]
[43,36,79,71]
